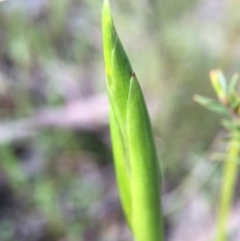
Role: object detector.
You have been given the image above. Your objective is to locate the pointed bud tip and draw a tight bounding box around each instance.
[102,0,114,34]
[103,0,109,6]
[102,0,111,16]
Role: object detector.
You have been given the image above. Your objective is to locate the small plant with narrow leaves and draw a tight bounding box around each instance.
[195,70,240,241]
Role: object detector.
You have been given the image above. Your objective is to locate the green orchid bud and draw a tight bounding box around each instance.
[102,1,164,240]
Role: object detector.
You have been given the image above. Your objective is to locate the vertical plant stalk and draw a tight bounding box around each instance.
[195,70,240,241]
[216,133,240,241]
[102,1,164,240]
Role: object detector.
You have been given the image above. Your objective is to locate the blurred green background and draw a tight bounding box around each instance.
[1,0,240,240]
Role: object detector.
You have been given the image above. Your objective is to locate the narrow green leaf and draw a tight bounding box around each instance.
[193,95,227,114]
[228,73,239,94]
[102,0,132,226]
[102,0,116,82]
[218,71,227,93]
[102,0,132,133]
[210,70,228,104]
[110,110,132,227]
[127,75,164,241]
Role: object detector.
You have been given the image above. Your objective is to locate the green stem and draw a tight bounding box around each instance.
[216,134,240,241]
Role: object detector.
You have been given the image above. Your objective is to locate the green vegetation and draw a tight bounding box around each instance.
[102,0,164,240]
[1,0,240,240]
[103,1,240,240]
[195,70,240,241]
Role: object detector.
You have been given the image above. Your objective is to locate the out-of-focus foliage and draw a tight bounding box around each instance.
[196,70,240,241]
[1,0,240,240]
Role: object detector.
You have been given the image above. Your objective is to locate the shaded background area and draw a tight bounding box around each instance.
[0,0,240,240]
